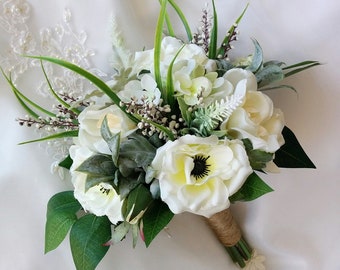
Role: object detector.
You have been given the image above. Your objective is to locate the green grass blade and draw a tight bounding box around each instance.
[283,61,321,77]
[154,0,168,94]
[166,45,185,108]
[1,68,55,118]
[40,61,81,115]
[168,0,192,41]
[217,3,249,58]
[282,60,320,70]
[208,0,218,59]
[27,56,138,123]
[19,130,78,145]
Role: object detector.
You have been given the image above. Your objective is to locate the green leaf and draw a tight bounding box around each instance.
[168,0,192,41]
[120,132,157,170]
[123,184,153,223]
[76,155,115,191]
[100,116,121,166]
[27,56,138,123]
[274,126,316,168]
[2,69,55,118]
[76,155,115,176]
[115,171,144,199]
[70,215,111,270]
[40,60,80,115]
[143,200,174,247]
[216,3,249,58]
[230,172,274,202]
[58,155,73,170]
[246,39,263,72]
[259,84,297,93]
[45,191,81,253]
[282,60,321,78]
[256,64,284,87]
[208,0,218,59]
[18,130,78,145]
[166,45,185,108]
[177,96,191,126]
[154,0,168,92]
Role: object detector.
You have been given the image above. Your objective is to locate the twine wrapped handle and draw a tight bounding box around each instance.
[206,208,252,268]
[207,208,241,246]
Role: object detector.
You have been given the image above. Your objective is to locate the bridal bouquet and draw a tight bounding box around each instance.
[4,0,318,269]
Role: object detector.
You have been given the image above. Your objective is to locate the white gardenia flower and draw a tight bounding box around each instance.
[151,135,252,218]
[69,144,123,224]
[221,68,285,153]
[77,104,136,154]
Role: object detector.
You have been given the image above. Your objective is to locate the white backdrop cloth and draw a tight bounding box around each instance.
[0,0,339,269]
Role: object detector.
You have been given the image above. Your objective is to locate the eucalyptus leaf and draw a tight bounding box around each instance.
[230,172,274,202]
[85,175,115,192]
[76,155,115,176]
[116,171,144,199]
[246,39,263,73]
[120,132,157,170]
[274,126,316,168]
[100,116,121,166]
[256,64,284,87]
[143,200,174,247]
[70,215,111,270]
[45,191,81,253]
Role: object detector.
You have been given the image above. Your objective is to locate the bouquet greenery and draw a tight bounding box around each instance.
[3,0,318,269]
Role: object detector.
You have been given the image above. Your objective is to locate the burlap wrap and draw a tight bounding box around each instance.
[207,208,241,247]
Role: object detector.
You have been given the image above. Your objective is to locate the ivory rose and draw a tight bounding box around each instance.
[77,104,136,154]
[151,135,252,217]
[221,69,285,153]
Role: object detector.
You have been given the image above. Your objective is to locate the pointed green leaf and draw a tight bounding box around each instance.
[143,200,174,247]
[230,172,274,202]
[274,126,316,168]
[45,191,81,253]
[70,215,111,270]
[58,155,73,170]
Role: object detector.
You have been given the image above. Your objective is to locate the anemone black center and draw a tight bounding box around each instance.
[191,155,210,179]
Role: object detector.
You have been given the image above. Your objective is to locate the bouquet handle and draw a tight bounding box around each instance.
[207,208,252,268]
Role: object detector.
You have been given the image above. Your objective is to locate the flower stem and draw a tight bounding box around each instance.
[225,237,252,268]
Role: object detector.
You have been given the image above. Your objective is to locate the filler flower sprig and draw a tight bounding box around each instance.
[4,0,318,269]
